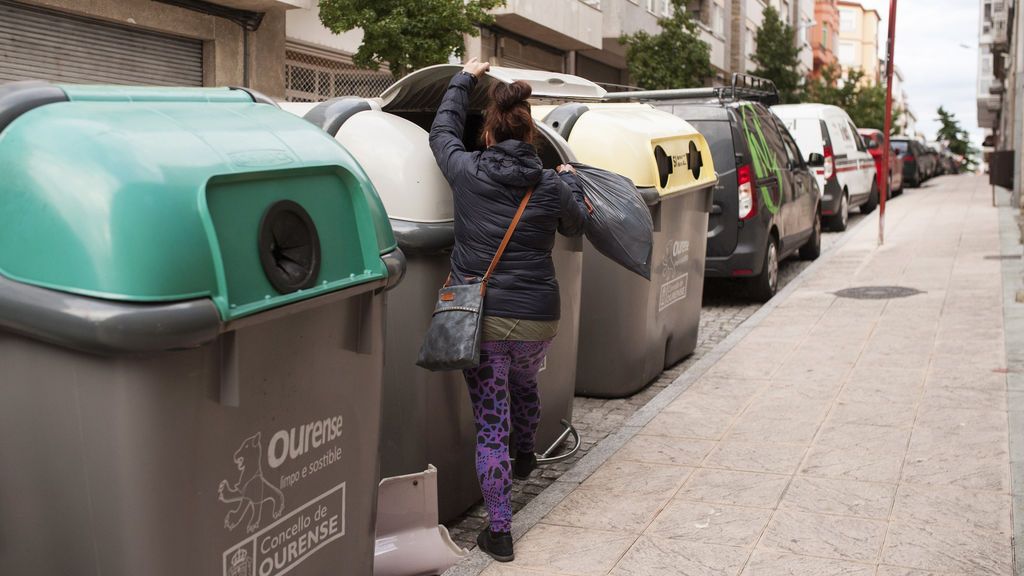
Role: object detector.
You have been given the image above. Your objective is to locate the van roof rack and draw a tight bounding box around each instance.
[604,73,779,105]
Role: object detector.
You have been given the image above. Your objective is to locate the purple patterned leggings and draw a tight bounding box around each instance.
[463,339,551,533]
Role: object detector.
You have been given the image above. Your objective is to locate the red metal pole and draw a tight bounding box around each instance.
[880,0,898,245]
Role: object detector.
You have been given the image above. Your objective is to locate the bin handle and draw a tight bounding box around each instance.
[0,274,221,356]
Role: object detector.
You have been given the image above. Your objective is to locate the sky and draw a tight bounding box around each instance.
[855,0,982,146]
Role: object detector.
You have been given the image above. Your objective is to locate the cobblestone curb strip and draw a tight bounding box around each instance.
[442,215,873,576]
[998,190,1024,575]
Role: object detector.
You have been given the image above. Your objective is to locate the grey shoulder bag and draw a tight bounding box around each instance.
[416,187,534,371]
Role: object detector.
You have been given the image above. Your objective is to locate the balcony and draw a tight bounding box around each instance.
[978,96,999,128]
[205,0,306,9]
[491,0,604,51]
[989,0,1011,50]
[602,0,662,38]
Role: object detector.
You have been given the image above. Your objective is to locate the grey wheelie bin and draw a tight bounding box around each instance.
[0,82,404,576]
[535,103,719,397]
[297,65,605,523]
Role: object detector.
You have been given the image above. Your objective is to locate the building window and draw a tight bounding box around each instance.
[821,26,829,49]
[646,0,672,15]
[838,41,856,65]
[839,8,856,32]
[713,3,725,35]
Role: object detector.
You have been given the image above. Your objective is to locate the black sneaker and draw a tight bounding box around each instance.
[513,451,537,480]
[477,528,514,562]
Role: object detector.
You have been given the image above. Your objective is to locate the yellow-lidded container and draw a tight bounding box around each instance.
[535,102,718,398]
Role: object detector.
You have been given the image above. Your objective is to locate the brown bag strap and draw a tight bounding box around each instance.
[480,187,534,294]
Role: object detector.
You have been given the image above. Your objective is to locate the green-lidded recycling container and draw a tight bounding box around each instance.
[535,103,718,398]
[0,82,405,576]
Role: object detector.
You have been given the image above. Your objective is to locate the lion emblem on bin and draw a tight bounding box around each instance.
[218,432,285,533]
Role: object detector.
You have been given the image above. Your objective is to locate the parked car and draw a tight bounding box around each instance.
[940,151,960,174]
[891,137,932,187]
[858,128,904,198]
[772,104,878,231]
[922,143,942,179]
[614,76,822,301]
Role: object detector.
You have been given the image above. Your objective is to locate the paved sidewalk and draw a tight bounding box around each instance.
[464,175,1017,575]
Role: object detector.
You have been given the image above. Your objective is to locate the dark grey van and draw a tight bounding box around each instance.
[608,76,821,301]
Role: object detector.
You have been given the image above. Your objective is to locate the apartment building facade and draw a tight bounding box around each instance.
[811,0,839,76]
[2,0,828,102]
[891,65,919,137]
[977,0,1022,205]
[836,0,880,84]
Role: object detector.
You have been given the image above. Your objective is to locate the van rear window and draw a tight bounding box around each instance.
[687,120,735,173]
[778,116,825,159]
[891,140,910,153]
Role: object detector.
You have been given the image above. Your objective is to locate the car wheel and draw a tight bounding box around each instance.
[799,211,821,261]
[860,181,878,214]
[749,236,779,302]
[825,193,849,231]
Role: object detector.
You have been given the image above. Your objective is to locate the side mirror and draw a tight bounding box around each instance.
[807,152,825,166]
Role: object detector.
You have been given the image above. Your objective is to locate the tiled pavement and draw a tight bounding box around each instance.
[454,174,1019,575]
[446,207,863,550]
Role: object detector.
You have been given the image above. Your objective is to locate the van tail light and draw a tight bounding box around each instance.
[903,154,915,162]
[737,164,756,221]
[823,145,835,180]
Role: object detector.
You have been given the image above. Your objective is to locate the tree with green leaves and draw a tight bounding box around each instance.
[621,0,713,90]
[804,65,900,134]
[751,5,802,103]
[936,106,978,172]
[318,0,505,79]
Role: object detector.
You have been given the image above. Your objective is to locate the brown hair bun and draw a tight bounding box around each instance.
[492,80,533,111]
[483,80,536,145]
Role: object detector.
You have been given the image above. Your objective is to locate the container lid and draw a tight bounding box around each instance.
[335,109,454,223]
[536,102,718,199]
[379,64,607,113]
[0,84,397,322]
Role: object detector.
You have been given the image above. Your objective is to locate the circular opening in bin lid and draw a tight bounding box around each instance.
[258,201,322,294]
[654,145,673,189]
[687,141,703,180]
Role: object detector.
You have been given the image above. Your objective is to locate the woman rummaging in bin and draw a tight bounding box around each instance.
[428,58,588,562]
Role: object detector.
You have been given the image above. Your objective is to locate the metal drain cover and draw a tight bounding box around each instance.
[984,254,1022,260]
[834,286,924,300]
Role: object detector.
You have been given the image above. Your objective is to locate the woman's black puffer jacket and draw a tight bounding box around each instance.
[429,72,588,321]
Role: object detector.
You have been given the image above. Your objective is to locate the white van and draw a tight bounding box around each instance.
[771,104,878,231]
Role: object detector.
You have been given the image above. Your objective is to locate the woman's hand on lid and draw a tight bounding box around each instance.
[462,57,491,78]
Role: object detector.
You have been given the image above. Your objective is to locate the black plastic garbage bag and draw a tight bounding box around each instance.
[572,163,654,279]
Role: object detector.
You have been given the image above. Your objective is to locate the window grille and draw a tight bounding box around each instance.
[284,47,393,102]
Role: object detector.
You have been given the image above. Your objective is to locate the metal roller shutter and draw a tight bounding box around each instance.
[496,35,564,72]
[0,0,203,86]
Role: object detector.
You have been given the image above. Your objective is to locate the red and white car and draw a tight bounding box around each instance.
[772,104,878,231]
